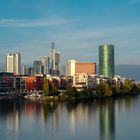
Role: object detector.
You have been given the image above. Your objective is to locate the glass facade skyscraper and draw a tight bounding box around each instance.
[99,44,114,77]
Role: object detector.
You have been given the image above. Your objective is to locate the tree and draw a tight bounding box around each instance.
[66,86,78,97]
[104,83,112,97]
[123,79,132,93]
[96,83,105,97]
[96,83,112,97]
[49,84,58,96]
[131,84,139,93]
[111,85,121,95]
[43,78,49,96]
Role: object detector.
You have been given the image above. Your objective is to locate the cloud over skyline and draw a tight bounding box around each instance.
[0,0,140,71]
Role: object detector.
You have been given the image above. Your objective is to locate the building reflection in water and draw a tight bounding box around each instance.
[0,100,21,139]
[0,97,138,140]
[65,101,100,135]
[67,103,89,134]
[99,99,115,140]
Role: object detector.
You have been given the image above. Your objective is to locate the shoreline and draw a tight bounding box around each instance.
[22,92,140,103]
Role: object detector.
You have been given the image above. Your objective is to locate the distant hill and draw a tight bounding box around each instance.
[115,65,140,81]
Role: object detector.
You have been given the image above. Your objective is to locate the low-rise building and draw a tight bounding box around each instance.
[73,73,88,91]
[14,76,27,92]
[0,72,14,92]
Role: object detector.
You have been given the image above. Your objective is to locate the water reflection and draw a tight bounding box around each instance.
[0,96,139,140]
[99,99,115,140]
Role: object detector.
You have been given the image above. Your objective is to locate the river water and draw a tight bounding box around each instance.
[0,96,140,140]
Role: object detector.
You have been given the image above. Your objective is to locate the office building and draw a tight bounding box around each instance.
[66,60,76,76]
[75,62,96,74]
[66,60,96,76]
[0,72,14,92]
[99,44,114,77]
[33,61,43,75]
[55,52,61,71]
[22,65,27,75]
[51,42,55,70]
[28,67,34,76]
[41,56,50,75]
[6,52,21,75]
[50,42,61,76]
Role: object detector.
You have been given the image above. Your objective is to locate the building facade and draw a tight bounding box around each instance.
[51,42,55,70]
[73,73,88,91]
[6,52,21,75]
[33,61,43,75]
[99,44,114,77]
[75,62,96,74]
[0,72,14,92]
[41,56,50,75]
[55,51,61,74]
[66,60,76,77]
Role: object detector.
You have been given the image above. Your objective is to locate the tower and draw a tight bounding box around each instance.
[51,42,55,70]
[55,51,61,74]
[15,52,21,75]
[6,52,21,75]
[99,44,114,77]
[41,56,50,75]
[33,61,43,75]
[66,60,76,76]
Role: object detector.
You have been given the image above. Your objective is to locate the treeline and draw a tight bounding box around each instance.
[43,78,140,101]
[66,79,140,99]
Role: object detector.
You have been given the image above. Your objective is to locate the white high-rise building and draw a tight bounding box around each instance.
[66,60,76,77]
[6,52,21,75]
[15,53,21,75]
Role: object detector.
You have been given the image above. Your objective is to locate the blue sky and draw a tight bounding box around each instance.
[0,0,140,70]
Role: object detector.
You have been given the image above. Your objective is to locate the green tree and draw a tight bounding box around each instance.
[66,86,78,97]
[131,84,139,93]
[111,85,121,95]
[43,78,49,96]
[96,83,106,97]
[123,79,132,93]
[104,83,112,96]
[137,84,140,93]
[96,83,112,97]
[49,84,58,96]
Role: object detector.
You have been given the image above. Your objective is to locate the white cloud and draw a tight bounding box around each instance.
[0,18,72,27]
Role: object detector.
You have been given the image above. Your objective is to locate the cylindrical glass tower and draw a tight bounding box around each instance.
[99,44,114,77]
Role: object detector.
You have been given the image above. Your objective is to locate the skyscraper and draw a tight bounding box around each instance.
[51,42,55,70]
[22,65,27,75]
[99,44,114,77]
[41,56,50,75]
[55,51,61,72]
[33,61,43,75]
[6,52,21,75]
[66,60,76,76]
[50,42,61,76]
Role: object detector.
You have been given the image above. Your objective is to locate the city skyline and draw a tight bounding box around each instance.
[0,0,140,71]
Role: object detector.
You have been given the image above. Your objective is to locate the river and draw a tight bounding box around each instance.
[0,96,140,140]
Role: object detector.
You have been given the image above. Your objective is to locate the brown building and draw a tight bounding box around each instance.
[75,62,96,74]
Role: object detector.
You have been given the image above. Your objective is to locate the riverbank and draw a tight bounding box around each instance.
[0,93,23,100]
[23,90,140,103]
